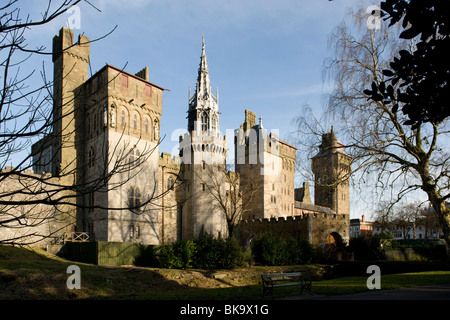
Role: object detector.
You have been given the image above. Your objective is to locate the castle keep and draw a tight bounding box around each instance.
[2,27,350,253]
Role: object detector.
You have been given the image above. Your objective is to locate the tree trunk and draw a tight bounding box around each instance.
[421,172,450,252]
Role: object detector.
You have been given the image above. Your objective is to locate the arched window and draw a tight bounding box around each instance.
[211,114,217,131]
[135,149,140,166]
[129,149,134,165]
[134,188,141,207]
[167,177,174,190]
[144,117,149,134]
[129,149,140,166]
[128,186,141,211]
[121,110,126,127]
[201,112,208,131]
[129,223,141,240]
[135,224,141,239]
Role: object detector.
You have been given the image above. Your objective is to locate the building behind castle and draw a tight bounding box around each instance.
[1,28,351,254]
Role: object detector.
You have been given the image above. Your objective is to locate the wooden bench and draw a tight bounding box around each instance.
[261,272,312,297]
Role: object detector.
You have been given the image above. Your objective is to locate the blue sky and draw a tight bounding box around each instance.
[16,0,377,217]
[21,0,366,154]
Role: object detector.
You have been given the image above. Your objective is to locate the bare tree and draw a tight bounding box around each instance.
[0,1,171,245]
[394,201,423,240]
[293,5,450,249]
[195,164,258,238]
[372,200,395,234]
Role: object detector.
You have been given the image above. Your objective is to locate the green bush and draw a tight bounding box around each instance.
[194,234,223,269]
[154,235,246,269]
[298,240,315,264]
[133,245,158,267]
[157,244,184,269]
[348,232,396,260]
[250,233,313,266]
[150,233,313,269]
[219,237,246,269]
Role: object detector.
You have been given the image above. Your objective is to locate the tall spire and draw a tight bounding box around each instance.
[188,37,219,133]
[193,36,214,107]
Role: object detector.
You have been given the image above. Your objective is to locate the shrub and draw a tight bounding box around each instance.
[298,240,315,264]
[155,235,246,269]
[133,245,158,267]
[218,237,246,269]
[194,234,245,269]
[157,244,184,269]
[154,233,313,269]
[251,233,313,266]
[251,233,285,266]
[174,239,197,268]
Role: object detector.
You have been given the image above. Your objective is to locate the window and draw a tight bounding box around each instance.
[144,118,149,134]
[212,115,217,131]
[130,223,141,240]
[135,150,140,166]
[129,149,140,166]
[121,74,128,88]
[135,224,141,239]
[130,224,135,238]
[201,112,208,131]
[202,183,206,191]
[128,186,141,211]
[121,110,126,127]
[167,177,174,190]
[88,147,95,168]
[145,84,152,97]
[133,114,137,129]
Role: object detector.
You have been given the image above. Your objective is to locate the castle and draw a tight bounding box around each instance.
[2,27,351,254]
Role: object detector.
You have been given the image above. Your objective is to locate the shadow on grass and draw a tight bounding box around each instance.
[0,245,187,300]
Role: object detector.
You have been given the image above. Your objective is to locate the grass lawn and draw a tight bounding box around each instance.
[1,245,450,300]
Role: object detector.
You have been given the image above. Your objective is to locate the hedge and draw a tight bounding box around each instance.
[134,234,248,269]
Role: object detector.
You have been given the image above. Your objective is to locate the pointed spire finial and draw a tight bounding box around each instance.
[202,35,205,55]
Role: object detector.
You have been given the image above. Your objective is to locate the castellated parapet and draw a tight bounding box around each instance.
[239,203,349,254]
[179,128,227,165]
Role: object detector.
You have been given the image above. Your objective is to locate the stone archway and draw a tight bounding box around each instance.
[323,232,343,259]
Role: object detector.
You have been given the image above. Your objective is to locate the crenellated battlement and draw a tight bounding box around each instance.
[239,208,350,251]
[241,211,348,225]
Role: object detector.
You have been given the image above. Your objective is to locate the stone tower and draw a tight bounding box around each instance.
[235,109,296,220]
[311,127,351,216]
[179,38,228,239]
[33,27,167,244]
[51,27,90,179]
